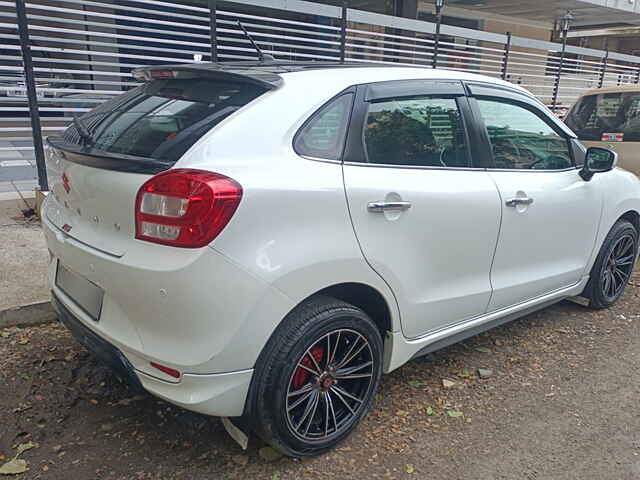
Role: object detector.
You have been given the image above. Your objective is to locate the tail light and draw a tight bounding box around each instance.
[135,169,242,248]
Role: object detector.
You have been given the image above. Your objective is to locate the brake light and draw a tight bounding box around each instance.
[135,169,242,248]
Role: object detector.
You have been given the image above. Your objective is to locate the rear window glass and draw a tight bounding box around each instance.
[294,93,353,160]
[565,92,640,142]
[59,79,266,162]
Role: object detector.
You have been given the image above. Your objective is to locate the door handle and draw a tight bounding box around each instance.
[367,201,412,213]
[505,197,534,207]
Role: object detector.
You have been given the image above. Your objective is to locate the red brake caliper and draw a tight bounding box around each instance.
[292,347,324,389]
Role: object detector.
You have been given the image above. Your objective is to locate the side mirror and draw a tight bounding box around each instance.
[580,147,618,181]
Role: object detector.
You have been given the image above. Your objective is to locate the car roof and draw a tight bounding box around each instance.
[138,60,532,97]
[579,84,640,96]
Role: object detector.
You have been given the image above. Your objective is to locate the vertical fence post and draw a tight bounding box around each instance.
[598,47,609,89]
[432,0,444,68]
[339,2,347,63]
[501,32,511,81]
[209,0,217,62]
[551,12,572,114]
[16,0,48,192]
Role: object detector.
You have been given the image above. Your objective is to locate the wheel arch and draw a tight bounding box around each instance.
[619,209,640,233]
[316,282,394,339]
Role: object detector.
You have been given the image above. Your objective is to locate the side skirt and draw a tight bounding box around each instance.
[383,277,589,373]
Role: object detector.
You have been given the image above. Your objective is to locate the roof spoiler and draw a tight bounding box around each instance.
[132,63,283,90]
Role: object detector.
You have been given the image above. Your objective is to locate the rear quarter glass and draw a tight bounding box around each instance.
[55,79,267,165]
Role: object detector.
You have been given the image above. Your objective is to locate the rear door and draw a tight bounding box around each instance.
[467,84,602,311]
[342,80,502,339]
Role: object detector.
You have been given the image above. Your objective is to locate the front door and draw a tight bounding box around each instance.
[342,81,502,338]
[471,95,602,311]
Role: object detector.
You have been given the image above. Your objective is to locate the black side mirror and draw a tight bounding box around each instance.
[580,147,618,181]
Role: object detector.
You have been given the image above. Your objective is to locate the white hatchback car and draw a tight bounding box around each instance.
[42,61,640,456]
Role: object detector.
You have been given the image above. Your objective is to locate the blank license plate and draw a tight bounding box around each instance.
[55,262,104,321]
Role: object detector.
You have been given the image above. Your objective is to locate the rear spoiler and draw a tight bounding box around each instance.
[132,63,283,90]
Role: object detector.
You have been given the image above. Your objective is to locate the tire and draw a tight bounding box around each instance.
[248,295,383,457]
[583,219,638,309]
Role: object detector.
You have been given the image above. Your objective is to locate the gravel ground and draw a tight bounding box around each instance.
[2,275,640,480]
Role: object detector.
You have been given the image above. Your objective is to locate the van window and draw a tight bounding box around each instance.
[565,92,640,142]
[59,79,266,163]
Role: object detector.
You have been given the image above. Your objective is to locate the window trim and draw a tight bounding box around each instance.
[468,95,577,172]
[292,87,356,163]
[343,82,475,170]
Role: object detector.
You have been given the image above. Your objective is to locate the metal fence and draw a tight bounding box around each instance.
[3,0,640,191]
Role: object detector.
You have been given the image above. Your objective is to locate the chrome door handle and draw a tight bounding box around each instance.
[505,197,534,207]
[367,201,412,213]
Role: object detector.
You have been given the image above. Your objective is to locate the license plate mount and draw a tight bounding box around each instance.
[55,262,104,322]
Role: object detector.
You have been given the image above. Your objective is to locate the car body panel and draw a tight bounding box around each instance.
[486,168,603,311]
[343,164,501,338]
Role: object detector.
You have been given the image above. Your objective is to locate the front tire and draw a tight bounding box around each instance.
[584,219,638,309]
[249,295,383,457]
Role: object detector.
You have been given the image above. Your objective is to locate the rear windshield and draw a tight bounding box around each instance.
[57,78,266,163]
[565,91,640,142]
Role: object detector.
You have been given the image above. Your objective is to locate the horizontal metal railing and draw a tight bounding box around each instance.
[3,0,640,190]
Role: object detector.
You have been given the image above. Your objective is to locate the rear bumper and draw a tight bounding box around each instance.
[41,207,294,375]
[53,292,253,417]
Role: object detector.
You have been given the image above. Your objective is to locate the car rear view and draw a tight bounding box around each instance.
[41,65,290,417]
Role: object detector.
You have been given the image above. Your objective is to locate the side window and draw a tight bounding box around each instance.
[294,93,353,160]
[363,97,469,167]
[476,99,573,170]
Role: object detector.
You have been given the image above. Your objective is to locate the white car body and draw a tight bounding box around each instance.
[42,64,640,423]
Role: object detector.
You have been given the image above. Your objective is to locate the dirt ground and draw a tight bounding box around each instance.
[2,277,640,480]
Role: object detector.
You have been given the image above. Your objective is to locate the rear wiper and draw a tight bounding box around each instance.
[73,113,93,147]
[236,20,275,62]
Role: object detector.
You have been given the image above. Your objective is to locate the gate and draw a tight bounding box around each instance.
[3,0,640,191]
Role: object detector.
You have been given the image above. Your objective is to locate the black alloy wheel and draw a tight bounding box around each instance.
[249,296,383,457]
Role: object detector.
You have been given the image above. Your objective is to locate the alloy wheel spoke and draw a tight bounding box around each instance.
[295,390,319,431]
[287,389,314,412]
[328,331,341,368]
[335,360,373,378]
[288,383,314,398]
[323,392,330,438]
[332,384,365,404]
[329,385,357,415]
[616,253,635,266]
[336,338,368,370]
[326,389,339,435]
[335,335,361,370]
[305,350,323,376]
[303,391,321,436]
[296,362,320,377]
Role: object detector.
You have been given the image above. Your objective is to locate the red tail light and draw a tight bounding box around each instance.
[135,169,242,248]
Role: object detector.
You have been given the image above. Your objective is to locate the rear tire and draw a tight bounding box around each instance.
[248,295,383,457]
[583,219,637,309]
